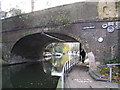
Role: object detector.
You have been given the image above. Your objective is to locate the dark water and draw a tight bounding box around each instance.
[2,55,76,88]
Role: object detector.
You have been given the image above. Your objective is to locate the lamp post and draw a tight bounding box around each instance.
[31,0,34,12]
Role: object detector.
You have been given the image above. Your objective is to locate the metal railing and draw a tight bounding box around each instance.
[106,63,120,82]
[61,56,80,88]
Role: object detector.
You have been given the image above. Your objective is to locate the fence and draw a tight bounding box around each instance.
[61,56,80,88]
[106,64,120,82]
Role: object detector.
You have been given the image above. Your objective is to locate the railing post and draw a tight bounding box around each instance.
[73,58,74,66]
[75,58,76,65]
[69,60,71,71]
[68,61,69,70]
[75,57,77,65]
[109,65,112,82]
[67,62,68,74]
[61,72,64,89]
[107,64,120,82]
[60,56,80,89]
[64,63,66,76]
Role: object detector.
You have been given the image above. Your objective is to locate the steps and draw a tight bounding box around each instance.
[89,70,109,81]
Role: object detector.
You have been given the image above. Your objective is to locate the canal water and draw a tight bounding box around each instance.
[2,55,77,88]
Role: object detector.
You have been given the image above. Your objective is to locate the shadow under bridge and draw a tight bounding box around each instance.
[10,32,78,64]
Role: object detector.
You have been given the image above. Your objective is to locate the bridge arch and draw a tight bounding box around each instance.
[10,32,82,64]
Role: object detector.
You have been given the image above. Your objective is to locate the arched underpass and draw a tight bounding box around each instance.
[3,32,82,88]
[2,1,120,88]
[10,32,79,64]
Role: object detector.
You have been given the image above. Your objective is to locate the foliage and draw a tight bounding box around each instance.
[45,43,64,53]
[8,8,22,16]
[98,65,120,83]
[62,44,69,53]
[2,52,9,61]
[54,43,64,53]
[61,55,69,65]
[98,65,110,75]
[115,1,120,11]
[98,58,120,83]
[1,8,24,19]
[71,45,79,51]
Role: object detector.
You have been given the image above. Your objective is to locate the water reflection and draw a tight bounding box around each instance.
[43,55,75,75]
[2,62,59,88]
[2,55,77,88]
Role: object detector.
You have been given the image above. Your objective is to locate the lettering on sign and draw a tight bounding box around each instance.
[82,26,95,30]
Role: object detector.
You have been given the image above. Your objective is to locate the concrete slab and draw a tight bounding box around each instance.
[64,64,119,88]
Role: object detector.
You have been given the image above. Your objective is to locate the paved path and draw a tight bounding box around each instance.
[64,64,119,88]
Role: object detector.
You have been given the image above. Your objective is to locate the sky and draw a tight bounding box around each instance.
[1,0,87,13]
[1,0,117,13]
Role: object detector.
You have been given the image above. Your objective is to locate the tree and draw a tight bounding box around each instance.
[7,8,22,17]
[1,8,24,19]
[45,43,64,53]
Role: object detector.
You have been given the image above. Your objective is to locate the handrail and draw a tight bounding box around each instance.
[106,63,120,82]
[61,56,79,88]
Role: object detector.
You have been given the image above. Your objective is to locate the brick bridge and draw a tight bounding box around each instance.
[1,2,120,65]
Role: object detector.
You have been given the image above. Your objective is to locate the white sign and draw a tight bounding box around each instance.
[82,26,95,30]
[115,22,120,29]
[107,26,115,33]
[108,22,114,26]
[102,24,108,29]
[98,37,104,42]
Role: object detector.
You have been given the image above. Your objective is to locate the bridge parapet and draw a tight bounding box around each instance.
[2,2,98,32]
